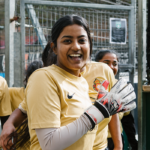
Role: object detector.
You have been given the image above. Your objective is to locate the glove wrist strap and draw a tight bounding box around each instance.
[94,101,110,118]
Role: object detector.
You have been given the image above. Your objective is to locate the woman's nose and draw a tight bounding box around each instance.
[109,64,114,70]
[71,41,80,50]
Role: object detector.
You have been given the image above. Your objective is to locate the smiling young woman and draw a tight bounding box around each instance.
[0,15,136,150]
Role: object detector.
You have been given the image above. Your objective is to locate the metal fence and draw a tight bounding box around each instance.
[0,0,5,78]
[18,0,136,84]
[24,5,130,62]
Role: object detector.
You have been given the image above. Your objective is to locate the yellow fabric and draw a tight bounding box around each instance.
[124,111,130,116]
[0,77,12,116]
[22,65,97,150]
[82,62,116,150]
[8,87,25,111]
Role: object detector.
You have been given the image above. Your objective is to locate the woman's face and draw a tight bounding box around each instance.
[53,24,90,76]
[99,53,118,76]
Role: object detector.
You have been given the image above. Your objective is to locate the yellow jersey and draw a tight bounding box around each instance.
[82,62,116,149]
[22,65,97,150]
[0,77,12,116]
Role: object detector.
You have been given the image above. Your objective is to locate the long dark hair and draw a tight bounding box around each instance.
[42,14,92,67]
[6,14,92,149]
[6,119,30,150]
[95,50,119,62]
[24,60,43,87]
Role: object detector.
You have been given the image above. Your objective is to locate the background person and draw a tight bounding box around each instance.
[1,61,43,150]
[95,49,138,150]
[9,60,43,112]
[0,77,12,128]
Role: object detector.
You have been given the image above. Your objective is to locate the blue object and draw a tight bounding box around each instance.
[0,73,5,78]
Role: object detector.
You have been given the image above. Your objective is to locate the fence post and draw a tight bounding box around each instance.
[138,0,147,149]
[14,32,22,87]
[20,0,25,87]
[5,0,15,87]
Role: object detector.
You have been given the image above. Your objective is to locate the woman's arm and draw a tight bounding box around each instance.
[0,108,27,150]
[36,114,92,150]
[108,114,123,150]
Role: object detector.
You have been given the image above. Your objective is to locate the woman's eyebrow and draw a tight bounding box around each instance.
[61,36,72,39]
[103,60,118,62]
[61,35,87,39]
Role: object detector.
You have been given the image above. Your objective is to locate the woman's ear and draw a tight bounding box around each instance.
[51,42,57,55]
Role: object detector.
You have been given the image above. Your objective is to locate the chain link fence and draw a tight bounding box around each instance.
[14,0,135,68]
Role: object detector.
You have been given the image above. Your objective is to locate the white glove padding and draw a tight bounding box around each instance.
[84,78,136,129]
[118,101,136,113]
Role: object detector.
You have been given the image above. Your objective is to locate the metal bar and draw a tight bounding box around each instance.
[5,0,15,87]
[138,0,147,149]
[26,4,47,49]
[14,32,22,87]
[128,8,135,84]
[20,0,25,86]
[24,0,133,10]
[9,0,15,87]
[142,1,147,80]
[5,0,10,84]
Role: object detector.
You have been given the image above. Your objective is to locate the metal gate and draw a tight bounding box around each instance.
[20,0,136,85]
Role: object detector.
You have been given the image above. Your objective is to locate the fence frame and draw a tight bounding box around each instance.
[21,0,136,84]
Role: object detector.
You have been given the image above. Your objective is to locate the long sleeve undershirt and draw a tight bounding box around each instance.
[35,114,92,150]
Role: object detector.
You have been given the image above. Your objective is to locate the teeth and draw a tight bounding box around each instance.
[69,54,81,57]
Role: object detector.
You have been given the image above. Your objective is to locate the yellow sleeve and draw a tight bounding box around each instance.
[9,87,25,111]
[118,112,124,120]
[124,111,130,116]
[93,64,116,149]
[20,98,27,111]
[26,70,61,129]
[107,68,117,92]
[0,77,12,116]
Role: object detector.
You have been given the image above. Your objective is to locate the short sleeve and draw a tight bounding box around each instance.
[118,112,124,120]
[124,111,130,116]
[9,87,25,111]
[26,70,61,129]
[0,77,12,116]
[18,98,27,114]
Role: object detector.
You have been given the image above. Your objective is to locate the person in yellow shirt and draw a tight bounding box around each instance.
[0,15,136,150]
[95,49,138,150]
[81,62,122,150]
[6,61,43,150]
[8,60,43,112]
[0,77,12,128]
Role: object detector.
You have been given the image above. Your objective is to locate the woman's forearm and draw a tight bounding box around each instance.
[108,114,122,149]
[36,114,92,150]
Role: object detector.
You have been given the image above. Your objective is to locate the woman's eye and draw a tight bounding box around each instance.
[79,39,86,43]
[63,39,71,43]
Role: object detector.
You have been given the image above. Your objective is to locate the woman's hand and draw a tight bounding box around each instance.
[0,122,16,150]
